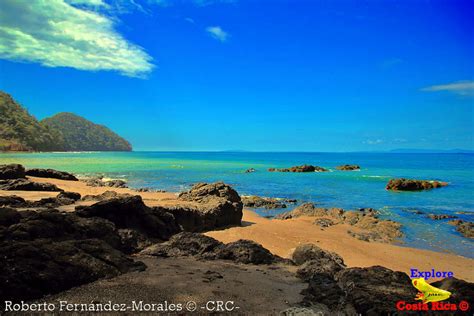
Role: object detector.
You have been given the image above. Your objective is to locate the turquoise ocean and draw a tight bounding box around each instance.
[1,151,473,258]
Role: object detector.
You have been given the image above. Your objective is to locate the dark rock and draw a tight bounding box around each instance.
[0,207,22,226]
[0,164,25,179]
[268,165,328,172]
[301,274,349,312]
[76,195,180,240]
[117,229,154,253]
[0,195,26,207]
[141,232,223,258]
[430,277,474,311]
[386,178,448,191]
[0,179,63,191]
[58,191,81,201]
[242,195,287,209]
[336,164,360,171]
[448,220,474,238]
[427,214,457,220]
[292,244,345,281]
[0,238,145,303]
[25,168,78,181]
[336,266,417,315]
[245,168,256,173]
[215,239,277,264]
[313,218,335,228]
[172,182,243,232]
[81,190,132,201]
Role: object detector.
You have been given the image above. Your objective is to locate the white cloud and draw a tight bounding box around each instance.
[0,0,154,77]
[206,26,229,42]
[421,80,474,96]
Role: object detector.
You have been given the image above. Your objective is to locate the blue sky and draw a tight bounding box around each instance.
[0,0,473,151]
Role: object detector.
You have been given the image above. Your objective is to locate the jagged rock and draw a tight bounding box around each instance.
[76,195,180,240]
[117,229,154,253]
[242,195,287,209]
[301,274,349,312]
[25,168,78,181]
[386,178,448,191]
[81,190,132,201]
[58,191,81,201]
[427,214,457,220]
[0,238,145,303]
[215,239,277,264]
[292,244,345,281]
[275,203,328,219]
[336,164,360,171]
[0,195,26,207]
[448,220,474,238]
[172,182,243,232]
[0,179,63,191]
[268,165,328,172]
[0,164,25,179]
[85,177,128,188]
[336,266,417,315]
[141,232,223,258]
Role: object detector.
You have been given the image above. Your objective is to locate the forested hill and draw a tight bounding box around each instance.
[42,113,132,152]
[0,91,132,152]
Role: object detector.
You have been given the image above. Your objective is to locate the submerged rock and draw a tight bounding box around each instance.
[0,164,25,179]
[336,164,360,171]
[26,168,78,181]
[245,168,256,173]
[268,165,328,172]
[427,214,457,220]
[386,178,448,191]
[242,195,287,209]
[0,179,63,191]
[448,220,474,238]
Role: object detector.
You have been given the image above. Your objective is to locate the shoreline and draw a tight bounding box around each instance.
[2,176,473,282]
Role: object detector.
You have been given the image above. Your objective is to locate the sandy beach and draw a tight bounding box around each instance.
[2,176,472,283]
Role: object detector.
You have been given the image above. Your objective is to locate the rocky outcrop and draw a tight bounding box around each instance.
[336,164,360,171]
[449,220,474,238]
[242,195,288,209]
[26,168,78,181]
[292,244,346,281]
[142,232,279,265]
[427,214,457,220]
[0,164,25,179]
[386,178,448,191]
[0,207,146,303]
[171,182,243,232]
[76,195,180,241]
[85,176,128,188]
[81,190,132,201]
[268,165,328,172]
[276,204,402,243]
[431,277,474,310]
[0,192,80,209]
[0,178,63,191]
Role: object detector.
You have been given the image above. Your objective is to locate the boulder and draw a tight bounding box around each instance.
[0,195,26,207]
[242,195,287,209]
[292,244,345,281]
[215,239,277,264]
[336,164,360,171]
[76,195,180,241]
[25,168,78,181]
[81,190,132,201]
[85,177,127,188]
[448,220,474,238]
[275,203,328,219]
[58,191,81,201]
[336,266,417,315]
[386,178,448,191]
[313,218,335,228]
[172,182,243,231]
[0,179,63,191]
[0,164,25,179]
[0,207,22,226]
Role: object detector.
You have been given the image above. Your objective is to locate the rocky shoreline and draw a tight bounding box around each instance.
[0,163,473,314]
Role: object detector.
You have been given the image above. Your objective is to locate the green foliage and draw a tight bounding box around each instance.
[41,113,132,151]
[0,91,132,152]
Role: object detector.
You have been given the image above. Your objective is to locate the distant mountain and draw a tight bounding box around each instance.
[42,113,132,152]
[0,91,64,151]
[0,91,132,152]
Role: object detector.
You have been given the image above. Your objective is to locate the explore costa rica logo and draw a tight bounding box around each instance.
[395,277,470,312]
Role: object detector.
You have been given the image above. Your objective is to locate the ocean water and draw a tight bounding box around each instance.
[1,151,473,258]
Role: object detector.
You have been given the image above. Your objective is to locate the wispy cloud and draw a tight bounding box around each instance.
[0,0,154,78]
[206,26,229,42]
[421,80,474,96]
